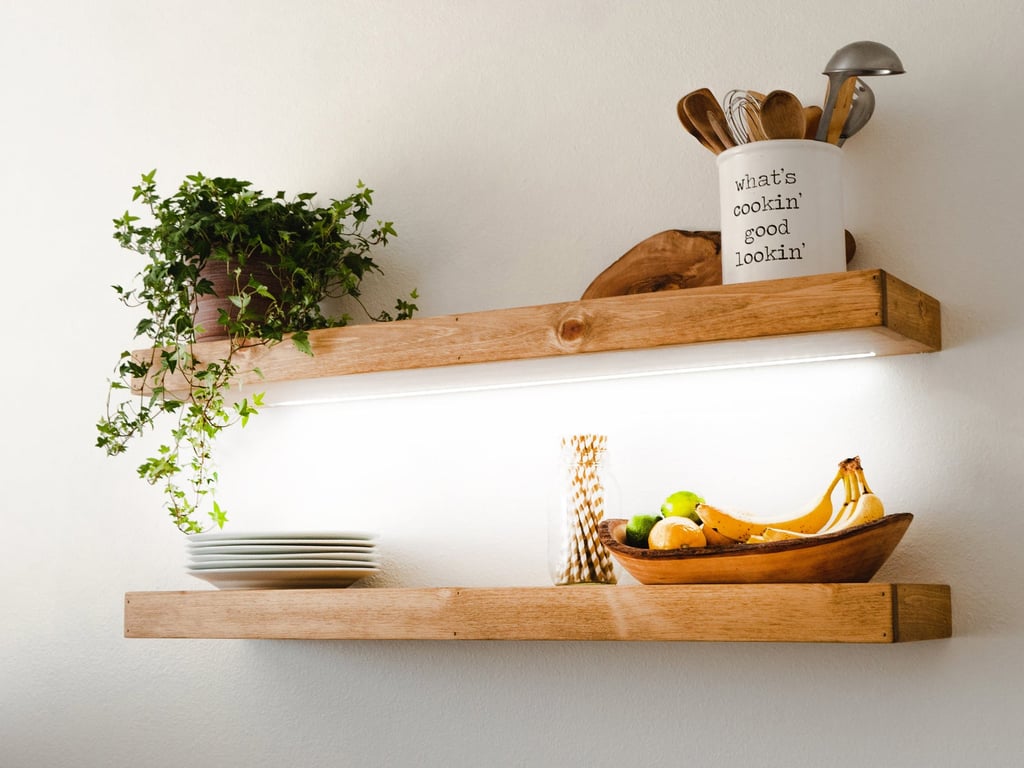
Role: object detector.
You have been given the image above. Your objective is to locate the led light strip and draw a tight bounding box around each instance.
[264,351,876,407]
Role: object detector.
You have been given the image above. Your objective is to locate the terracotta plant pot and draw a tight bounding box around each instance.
[193,258,280,341]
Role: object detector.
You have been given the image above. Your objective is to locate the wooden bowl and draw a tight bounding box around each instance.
[598,514,912,584]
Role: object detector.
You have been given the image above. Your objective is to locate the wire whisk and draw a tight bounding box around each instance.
[724,89,766,144]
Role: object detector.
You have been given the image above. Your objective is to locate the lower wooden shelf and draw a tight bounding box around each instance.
[124,583,951,643]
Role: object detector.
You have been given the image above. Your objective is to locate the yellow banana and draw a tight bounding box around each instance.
[701,457,886,545]
[696,503,765,543]
[763,462,855,541]
[765,466,845,534]
[841,466,885,528]
[701,522,742,547]
[819,467,860,533]
[856,466,875,496]
[700,459,852,543]
[766,458,886,540]
[842,492,885,528]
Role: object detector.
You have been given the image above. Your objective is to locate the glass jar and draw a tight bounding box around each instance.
[549,434,619,585]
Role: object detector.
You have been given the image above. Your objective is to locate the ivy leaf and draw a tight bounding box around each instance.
[101,169,418,535]
[209,501,228,529]
[135,318,155,337]
[291,331,312,356]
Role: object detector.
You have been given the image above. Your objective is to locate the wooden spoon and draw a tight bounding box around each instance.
[803,106,823,140]
[681,89,727,154]
[759,90,805,140]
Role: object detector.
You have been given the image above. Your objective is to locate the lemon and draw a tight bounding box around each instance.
[648,517,707,550]
[625,514,662,548]
[660,490,705,523]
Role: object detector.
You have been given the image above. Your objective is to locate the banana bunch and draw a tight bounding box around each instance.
[696,456,885,545]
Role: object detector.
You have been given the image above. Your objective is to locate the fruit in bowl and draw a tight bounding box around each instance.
[599,457,912,583]
[599,513,912,584]
[625,514,663,548]
[648,517,706,549]
[660,490,704,523]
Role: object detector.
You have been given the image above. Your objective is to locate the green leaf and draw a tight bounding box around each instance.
[291,331,312,356]
[102,170,420,535]
[210,501,228,529]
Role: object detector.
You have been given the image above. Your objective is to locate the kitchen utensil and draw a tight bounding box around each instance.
[681,88,728,153]
[676,95,718,154]
[803,105,823,139]
[815,40,905,142]
[824,76,859,144]
[707,111,736,150]
[723,90,750,143]
[598,513,913,585]
[838,79,875,145]
[759,90,806,140]
[723,90,762,143]
[744,101,768,141]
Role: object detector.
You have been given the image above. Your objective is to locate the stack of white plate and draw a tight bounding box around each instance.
[185,531,379,589]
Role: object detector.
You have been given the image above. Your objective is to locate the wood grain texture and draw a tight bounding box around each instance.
[881,272,942,352]
[581,229,857,300]
[123,583,951,643]
[133,270,941,394]
[581,230,723,299]
[599,514,912,585]
[826,76,859,144]
[892,583,953,642]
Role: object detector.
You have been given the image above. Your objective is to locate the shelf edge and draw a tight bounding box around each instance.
[124,583,952,643]
[129,269,940,393]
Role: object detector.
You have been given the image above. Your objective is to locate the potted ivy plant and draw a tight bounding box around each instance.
[97,170,418,534]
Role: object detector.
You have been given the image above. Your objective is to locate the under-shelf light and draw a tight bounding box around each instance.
[265,351,876,407]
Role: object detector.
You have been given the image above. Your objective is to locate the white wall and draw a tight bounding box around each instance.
[2,1,1022,765]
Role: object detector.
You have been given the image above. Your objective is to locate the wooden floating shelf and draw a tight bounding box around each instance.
[124,583,952,643]
[135,269,940,394]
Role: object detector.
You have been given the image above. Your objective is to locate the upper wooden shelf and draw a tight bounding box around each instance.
[135,269,940,394]
[124,583,952,643]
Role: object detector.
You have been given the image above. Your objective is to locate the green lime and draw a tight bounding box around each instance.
[660,490,705,523]
[625,514,662,548]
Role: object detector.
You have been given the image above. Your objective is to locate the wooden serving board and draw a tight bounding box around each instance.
[582,229,856,300]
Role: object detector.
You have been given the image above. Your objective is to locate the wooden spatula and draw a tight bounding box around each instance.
[682,89,728,154]
[824,77,858,144]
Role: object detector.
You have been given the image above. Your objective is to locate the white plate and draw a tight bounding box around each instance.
[187,559,379,571]
[189,550,377,563]
[187,538,376,550]
[188,545,378,557]
[187,567,377,589]
[188,531,376,543]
